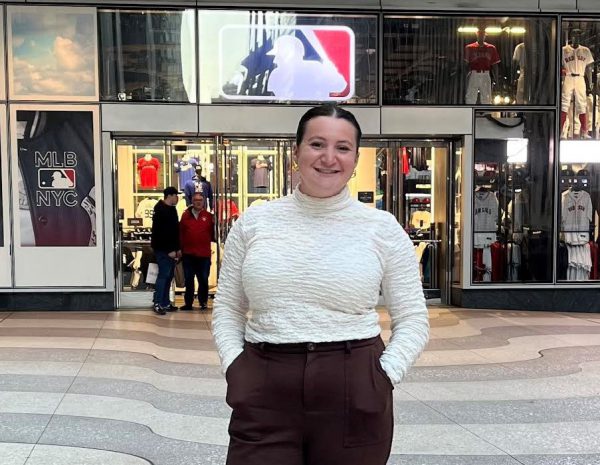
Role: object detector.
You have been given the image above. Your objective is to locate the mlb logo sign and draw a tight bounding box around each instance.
[38,169,76,189]
[219,25,355,102]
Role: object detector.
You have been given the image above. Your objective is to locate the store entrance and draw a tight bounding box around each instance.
[113,136,457,308]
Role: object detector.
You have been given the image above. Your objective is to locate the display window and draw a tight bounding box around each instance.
[557,140,600,282]
[99,9,196,103]
[198,10,377,104]
[559,21,600,140]
[7,6,98,101]
[383,16,556,106]
[473,111,554,284]
[116,139,216,295]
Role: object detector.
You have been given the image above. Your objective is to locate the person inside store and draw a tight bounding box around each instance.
[150,186,181,315]
[179,192,215,310]
[211,104,429,465]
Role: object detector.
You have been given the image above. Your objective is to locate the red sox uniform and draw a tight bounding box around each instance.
[561,189,593,245]
[465,42,500,104]
[561,44,594,116]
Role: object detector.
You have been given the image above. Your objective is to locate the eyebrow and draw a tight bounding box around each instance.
[307,136,354,145]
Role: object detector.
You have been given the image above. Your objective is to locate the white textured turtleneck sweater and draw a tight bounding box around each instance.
[211,186,429,384]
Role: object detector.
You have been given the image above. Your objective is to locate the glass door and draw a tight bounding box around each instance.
[397,140,453,301]
[114,137,216,308]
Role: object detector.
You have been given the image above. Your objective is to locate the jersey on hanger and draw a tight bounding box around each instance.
[137,156,160,188]
[464,42,500,72]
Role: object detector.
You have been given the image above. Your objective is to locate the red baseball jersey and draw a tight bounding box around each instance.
[465,42,501,72]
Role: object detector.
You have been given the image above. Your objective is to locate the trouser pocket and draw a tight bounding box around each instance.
[343,343,393,447]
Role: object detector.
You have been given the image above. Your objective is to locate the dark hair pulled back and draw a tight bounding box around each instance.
[295,104,362,147]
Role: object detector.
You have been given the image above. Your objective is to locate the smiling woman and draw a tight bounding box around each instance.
[294,104,362,198]
[212,105,429,465]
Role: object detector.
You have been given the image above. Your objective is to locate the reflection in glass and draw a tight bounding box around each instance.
[558,140,600,281]
[383,16,556,106]
[473,111,554,283]
[99,9,196,103]
[8,6,98,100]
[199,10,377,104]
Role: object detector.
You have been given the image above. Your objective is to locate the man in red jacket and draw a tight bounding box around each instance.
[179,192,215,310]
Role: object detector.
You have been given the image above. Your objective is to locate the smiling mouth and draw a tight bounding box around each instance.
[315,168,341,174]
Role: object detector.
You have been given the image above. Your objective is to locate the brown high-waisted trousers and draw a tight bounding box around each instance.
[225,336,394,465]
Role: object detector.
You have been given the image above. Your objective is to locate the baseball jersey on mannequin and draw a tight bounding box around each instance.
[174,156,199,188]
[562,44,594,113]
[135,197,158,228]
[137,155,160,188]
[464,35,500,105]
[183,173,213,209]
[561,39,594,136]
[513,43,526,104]
[473,190,499,247]
[561,188,593,245]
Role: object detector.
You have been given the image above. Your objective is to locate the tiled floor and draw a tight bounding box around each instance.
[1,306,600,464]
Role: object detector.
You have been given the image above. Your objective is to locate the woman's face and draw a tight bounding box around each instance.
[294,116,359,198]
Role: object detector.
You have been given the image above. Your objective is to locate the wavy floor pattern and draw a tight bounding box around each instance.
[1,306,600,464]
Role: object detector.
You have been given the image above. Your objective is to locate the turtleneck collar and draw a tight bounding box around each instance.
[292,184,353,214]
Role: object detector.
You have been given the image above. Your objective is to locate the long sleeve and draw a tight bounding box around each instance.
[211,217,250,374]
[379,216,430,384]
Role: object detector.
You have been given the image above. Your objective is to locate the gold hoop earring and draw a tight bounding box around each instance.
[351,169,357,178]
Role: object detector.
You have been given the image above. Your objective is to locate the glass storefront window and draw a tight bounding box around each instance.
[473,111,554,284]
[199,10,377,104]
[383,16,556,106]
[557,140,600,282]
[7,6,98,101]
[99,10,196,103]
[560,21,600,140]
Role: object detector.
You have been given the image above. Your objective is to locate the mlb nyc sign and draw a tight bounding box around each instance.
[219,25,355,102]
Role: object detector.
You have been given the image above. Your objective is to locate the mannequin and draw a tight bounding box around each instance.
[174,153,199,188]
[250,155,272,192]
[464,30,500,104]
[513,42,526,104]
[183,166,213,209]
[560,30,594,138]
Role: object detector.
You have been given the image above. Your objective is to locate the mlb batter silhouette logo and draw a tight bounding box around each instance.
[38,169,76,189]
[219,25,355,102]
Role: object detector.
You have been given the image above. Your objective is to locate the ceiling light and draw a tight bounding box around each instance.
[510,27,526,34]
[458,26,479,33]
[485,26,502,34]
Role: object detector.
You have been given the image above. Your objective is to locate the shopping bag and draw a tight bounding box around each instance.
[146,263,159,284]
[174,261,185,288]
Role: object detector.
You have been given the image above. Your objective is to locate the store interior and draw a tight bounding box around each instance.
[114,138,454,306]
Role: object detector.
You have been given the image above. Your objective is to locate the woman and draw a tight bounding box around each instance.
[212,104,429,465]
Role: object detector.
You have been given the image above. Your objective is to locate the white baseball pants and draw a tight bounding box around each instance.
[561,75,587,113]
[465,71,491,104]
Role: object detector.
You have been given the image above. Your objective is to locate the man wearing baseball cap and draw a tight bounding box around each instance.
[151,186,181,315]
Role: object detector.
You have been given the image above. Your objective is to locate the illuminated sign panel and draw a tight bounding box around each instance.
[218,25,355,102]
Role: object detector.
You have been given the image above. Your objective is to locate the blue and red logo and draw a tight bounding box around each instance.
[219,25,355,102]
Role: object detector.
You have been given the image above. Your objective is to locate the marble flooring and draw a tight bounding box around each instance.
[1,305,600,464]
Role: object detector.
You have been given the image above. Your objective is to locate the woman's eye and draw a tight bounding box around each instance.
[338,146,351,152]
[310,142,323,149]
